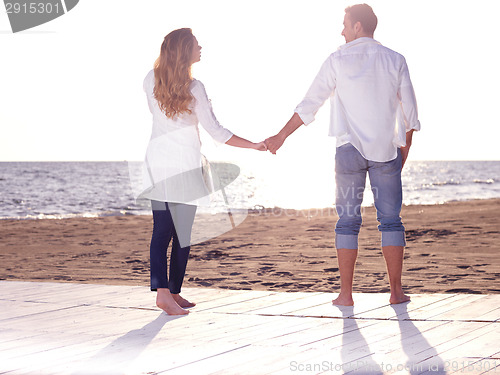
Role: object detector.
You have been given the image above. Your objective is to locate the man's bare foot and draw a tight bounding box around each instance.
[156,289,189,315]
[332,293,354,306]
[389,292,411,305]
[172,294,196,308]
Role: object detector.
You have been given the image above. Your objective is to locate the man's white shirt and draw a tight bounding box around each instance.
[295,37,421,162]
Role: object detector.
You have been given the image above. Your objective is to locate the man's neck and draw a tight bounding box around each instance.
[355,34,374,40]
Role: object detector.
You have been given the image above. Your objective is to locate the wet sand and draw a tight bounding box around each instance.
[1,199,499,294]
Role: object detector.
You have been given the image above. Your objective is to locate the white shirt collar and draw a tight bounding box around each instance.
[338,37,381,51]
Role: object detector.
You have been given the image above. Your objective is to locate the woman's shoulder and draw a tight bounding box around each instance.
[190,78,210,99]
[143,69,155,91]
[190,78,204,90]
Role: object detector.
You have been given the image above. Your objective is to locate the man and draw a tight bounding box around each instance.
[265,4,420,305]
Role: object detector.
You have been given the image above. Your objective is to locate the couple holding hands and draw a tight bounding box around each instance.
[141,4,420,315]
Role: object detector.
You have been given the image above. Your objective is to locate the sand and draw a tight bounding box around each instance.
[1,199,499,295]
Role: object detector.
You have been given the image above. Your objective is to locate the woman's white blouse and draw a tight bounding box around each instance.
[139,70,233,206]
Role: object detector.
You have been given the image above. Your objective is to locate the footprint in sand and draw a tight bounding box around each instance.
[202,250,229,260]
[408,267,427,271]
[273,271,293,277]
[259,266,275,272]
[275,282,294,287]
[324,267,339,272]
[297,283,315,288]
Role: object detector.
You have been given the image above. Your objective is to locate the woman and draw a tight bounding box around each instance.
[141,28,266,315]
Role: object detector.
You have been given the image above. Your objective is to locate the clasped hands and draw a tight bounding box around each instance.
[253,134,286,155]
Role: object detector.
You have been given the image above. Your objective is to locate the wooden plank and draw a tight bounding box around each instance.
[402,294,487,320]
[482,355,500,374]
[283,292,391,318]
[380,321,494,372]
[1,310,201,374]
[86,286,230,310]
[211,346,328,375]
[201,315,332,347]
[476,307,500,322]
[266,348,345,375]
[6,282,119,302]
[418,324,500,372]
[1,334,125,375]
[0,300,80,322]
[117,340,254,375]
[434,295,500,322]
[190,290,276,312]
[0,281,62,300]
[9,285,130,306]
[343,320,452,374]
[353,293,457,320]
[203,291,323,314]
[1,281,499,375]
[158,344,308,375]
[302,318,444,351]
[244,318,356,349]
[244,292,332,316]
[426,295,500,321]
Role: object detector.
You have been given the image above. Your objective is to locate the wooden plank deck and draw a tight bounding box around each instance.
[0,281,499,375]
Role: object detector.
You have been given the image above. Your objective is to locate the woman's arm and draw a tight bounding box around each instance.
[226,135,267,151]
[192,81,266,151]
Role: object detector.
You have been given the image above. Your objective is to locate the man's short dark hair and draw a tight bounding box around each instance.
[345,4,378,35]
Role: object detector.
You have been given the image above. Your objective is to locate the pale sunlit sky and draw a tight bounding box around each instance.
[1,0,499,167]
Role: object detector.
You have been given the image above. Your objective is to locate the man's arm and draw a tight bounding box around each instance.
[265,55,336,154]
[265,113,304,154]
[400,129,414,169]
[398,58,420,169]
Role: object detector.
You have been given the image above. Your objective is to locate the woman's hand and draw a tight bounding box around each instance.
[253,141,268,151]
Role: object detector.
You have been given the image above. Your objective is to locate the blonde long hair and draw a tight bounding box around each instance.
[153,28,195,118]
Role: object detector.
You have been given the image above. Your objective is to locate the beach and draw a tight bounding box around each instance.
[1,198,499,295]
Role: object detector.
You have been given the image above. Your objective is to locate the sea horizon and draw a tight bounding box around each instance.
[1,160,499,220]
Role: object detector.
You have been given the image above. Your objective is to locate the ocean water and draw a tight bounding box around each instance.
[0,161,499,219]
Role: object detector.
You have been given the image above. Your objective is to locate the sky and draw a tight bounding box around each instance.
[1,0,499,165]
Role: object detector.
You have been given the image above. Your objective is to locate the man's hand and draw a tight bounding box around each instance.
[253,141,268,151]
[264,113,304,155]
[400,129,414,170]
[400,146,410,169]
[265,134,286,155]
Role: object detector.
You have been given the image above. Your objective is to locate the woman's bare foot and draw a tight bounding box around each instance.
[332,293,354,306]
[156,289,189,315]
[389,291,411,305]
[172,294,196,308]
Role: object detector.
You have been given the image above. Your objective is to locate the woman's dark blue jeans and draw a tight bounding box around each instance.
[150,200,197,293]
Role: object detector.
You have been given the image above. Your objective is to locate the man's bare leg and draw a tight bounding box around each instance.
[156,288,189,315]
[382,245,411,304]
[332,248,358,306]
[172,294,196,308]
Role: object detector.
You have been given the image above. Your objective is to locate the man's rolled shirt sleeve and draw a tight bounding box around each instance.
[399,59,421,132]
[295,55,337,125]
